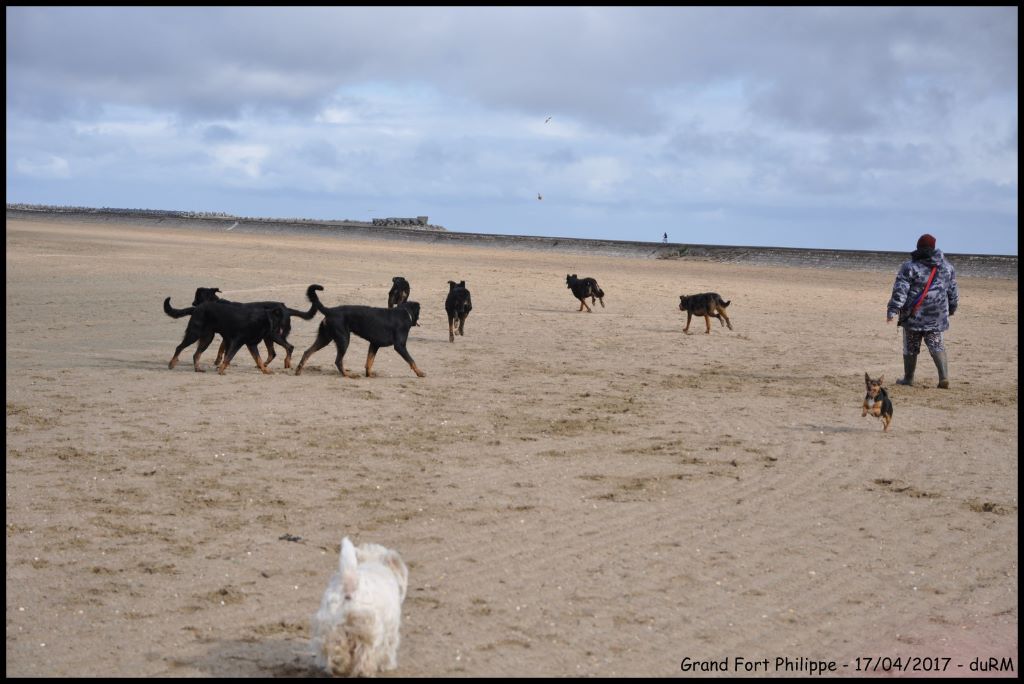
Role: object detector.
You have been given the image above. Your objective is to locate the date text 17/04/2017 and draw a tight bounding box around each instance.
[679,656,1015,675]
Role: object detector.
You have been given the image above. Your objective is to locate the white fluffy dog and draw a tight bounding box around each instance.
[311,537,409,677]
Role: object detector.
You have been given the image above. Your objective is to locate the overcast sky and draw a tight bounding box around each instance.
[6,6,1018,254]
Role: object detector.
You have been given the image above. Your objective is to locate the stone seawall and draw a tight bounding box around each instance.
[7,208,1017,279]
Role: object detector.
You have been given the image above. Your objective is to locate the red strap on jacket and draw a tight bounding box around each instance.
[910,266,938,316]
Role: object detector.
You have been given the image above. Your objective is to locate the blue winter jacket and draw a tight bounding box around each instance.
[886,248,959,332]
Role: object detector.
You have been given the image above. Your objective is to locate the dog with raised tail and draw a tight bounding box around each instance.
[311,537,409,677]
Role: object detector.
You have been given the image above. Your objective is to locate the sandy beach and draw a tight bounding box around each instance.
[6,217,1017,677]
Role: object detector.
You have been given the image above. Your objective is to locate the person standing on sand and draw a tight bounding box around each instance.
[886,233,959,388]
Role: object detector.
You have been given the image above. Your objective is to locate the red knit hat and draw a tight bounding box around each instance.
[916,233,936,250]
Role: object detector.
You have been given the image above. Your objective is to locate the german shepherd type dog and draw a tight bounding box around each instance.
[179,287,318,369]
[445,280,472,343]
[678,292,733,334]
[566,274,605,312]
[863,373,894,432]
[163,295,291,375]
[388,277,411,309]
[295,285,426,378]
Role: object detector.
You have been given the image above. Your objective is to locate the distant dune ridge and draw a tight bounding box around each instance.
[5,204,1017,279]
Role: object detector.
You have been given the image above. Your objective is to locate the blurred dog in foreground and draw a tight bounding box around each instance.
[311,537,409,677]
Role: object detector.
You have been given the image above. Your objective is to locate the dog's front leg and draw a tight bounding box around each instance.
[280,341,294,369]
[395,342,425,377]
[262,339,276,367]
[217,341,241,375]
[214,339,227,366]
[862,399,871,417]
[448,314,455,343]
[365,345,379,377]
[683,311,692,334]
[249,344,273,374]
[193,332,216,372]
[458,313,467,336]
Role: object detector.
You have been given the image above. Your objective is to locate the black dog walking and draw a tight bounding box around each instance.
[163,295,291,375]
[566,274,605,312]
[388,277,411,309]
[294,284,426,378]
[445,280,472,343]
[183,286,317,369]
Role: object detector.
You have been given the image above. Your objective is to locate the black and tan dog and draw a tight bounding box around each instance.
[566,274,605,312]
[862,373,894,432]
[678,292,733,334]
[163,294,290,374]
[295,284,426,378]
[445,280,473,343]
[181,286,317,368]
[388,277,411,309]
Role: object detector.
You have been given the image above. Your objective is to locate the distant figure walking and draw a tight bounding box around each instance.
[663,232,668,243]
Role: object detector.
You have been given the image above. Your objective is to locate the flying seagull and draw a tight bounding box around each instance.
[545,116,552,124]
[537,193,543,201]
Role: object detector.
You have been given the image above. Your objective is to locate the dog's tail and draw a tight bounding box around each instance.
[163,297,195,318]
[289,287,321,320]
[593,285,605,299]
[306,284,328,316]
[339,537,360,598]
[716,296,730,308]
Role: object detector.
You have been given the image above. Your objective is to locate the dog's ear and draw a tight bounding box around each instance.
[878,375,884,386]
[864,372,871,385]
[458,280,466,288]
[383,551,409,601]
[448,280,456,291]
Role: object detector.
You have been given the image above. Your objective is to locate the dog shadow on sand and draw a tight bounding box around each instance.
[175,638,325,678]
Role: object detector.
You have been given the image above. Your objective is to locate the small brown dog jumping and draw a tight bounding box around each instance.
[678,293,733,334]
[862,373,894,432]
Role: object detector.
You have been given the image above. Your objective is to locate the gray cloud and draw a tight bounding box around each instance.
[5,6,1017,253]
[7,7,1016,134]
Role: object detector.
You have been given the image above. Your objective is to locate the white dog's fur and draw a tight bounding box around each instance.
[311,537,409,677]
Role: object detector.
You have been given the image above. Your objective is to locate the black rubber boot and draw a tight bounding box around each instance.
[931,350,950,389]
[896,354,917,386]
